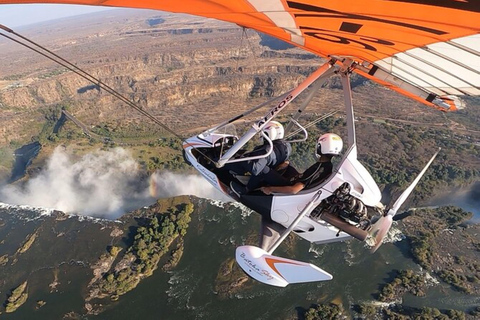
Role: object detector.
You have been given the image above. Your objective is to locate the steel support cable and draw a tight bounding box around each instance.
[219,27,264,159]
[243,27,259,72]
[0,25,181,139]
[206,25,294,134]
[285,110,338,139]
[207,28,305,135]
[0,24,219,163]
[220,28,247,157]
[207,90,293,135]
[288,111,336,135]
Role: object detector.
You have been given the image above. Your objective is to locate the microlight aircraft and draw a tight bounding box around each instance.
[2,0,479,287]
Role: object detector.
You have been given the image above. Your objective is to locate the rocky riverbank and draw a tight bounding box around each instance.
[0,196,195,317]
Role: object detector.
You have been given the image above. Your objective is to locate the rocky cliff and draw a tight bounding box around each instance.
[0,10,321,146]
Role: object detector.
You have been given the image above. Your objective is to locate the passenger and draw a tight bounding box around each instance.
[260,133,343,195]
[228,121,292,196]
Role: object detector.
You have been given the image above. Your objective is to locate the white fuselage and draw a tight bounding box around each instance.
[183,133,382,245]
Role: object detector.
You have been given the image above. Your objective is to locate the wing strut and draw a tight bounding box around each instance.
[216,59,337,168]
[355,62,465,111]
[284,65,336,134]
[340,63,356,151]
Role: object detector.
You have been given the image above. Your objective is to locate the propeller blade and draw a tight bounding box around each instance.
[369,148,440,252]
[369,214,393,253]
[390,148,441,214]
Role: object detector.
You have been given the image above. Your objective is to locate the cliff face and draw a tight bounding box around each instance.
[0,10,320,145]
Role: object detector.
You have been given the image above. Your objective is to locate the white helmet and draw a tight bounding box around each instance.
[262,121,284,141]
[316,133,343,157]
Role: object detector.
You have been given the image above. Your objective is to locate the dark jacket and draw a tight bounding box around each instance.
[248,140,292,176]
[297,160,333,189]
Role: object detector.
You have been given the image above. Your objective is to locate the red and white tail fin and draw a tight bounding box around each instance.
[235,245,332,287]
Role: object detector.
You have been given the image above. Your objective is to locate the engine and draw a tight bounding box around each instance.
[312,183,372,230]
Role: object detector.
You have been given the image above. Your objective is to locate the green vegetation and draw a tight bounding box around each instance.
[52,114,190,173]
[362,124,479,198]
[357,303,377,318]
[407,207,472,269]
[90,121,170,142]
[410,230,435,269]
[35,105,64,144]
[5,281,28,313]
[97,203,193,298]
[108,246,122,257]
[1,74,24,81]
[402,206,479,296]
[382,306,467,320]
[434,206,474,224]
[162,240,184,271]
[356,302,469,319]
[378,270,426,302]
[301,303,345,320]
[38,68,67,79]
[131,137,189,172]
[8,139,22,149]
[437,269,472,294]
[0,146,15,169]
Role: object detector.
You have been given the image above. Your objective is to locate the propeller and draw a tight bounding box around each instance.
[369,148,441,253]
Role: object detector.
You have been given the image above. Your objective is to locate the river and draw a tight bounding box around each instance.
[9,142,41,183]
[97,198,479,320]
[426,182,480,222]
[1,183,478,319]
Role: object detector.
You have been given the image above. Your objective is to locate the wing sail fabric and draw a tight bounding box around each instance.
[359,34,480,110]
[376,35,479,96]
[1,0,479,110]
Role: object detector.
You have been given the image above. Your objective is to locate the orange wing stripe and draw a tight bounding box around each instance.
[265,257,302,280]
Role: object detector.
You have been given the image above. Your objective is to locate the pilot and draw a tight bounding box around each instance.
[229,121,292,196]
[260,133,343,195]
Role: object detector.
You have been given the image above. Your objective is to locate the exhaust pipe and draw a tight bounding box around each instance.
[320,212,368,241]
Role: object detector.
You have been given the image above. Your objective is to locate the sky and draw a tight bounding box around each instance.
[0,4,113,28]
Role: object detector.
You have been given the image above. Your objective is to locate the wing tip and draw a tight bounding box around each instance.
[432,95,466,111]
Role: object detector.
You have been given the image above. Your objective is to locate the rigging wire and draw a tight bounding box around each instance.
[219,27,247,157]
[219,27,262,158]
[221,27,259,123]
[243,27,259,74]
[0,24,183,141]
[225,27,246,113]
[1,24,329,166]
[285,110,338,140]
[0,24,226,164]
